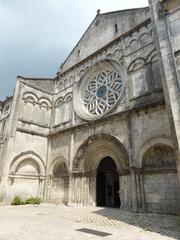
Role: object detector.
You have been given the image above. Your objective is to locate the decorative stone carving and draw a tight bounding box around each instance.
[23,92,52,109]
[84,70,123,116]
[74,59,124,121]
[57,74,74,92]
[143,145,177,170]
[73,133,129,172]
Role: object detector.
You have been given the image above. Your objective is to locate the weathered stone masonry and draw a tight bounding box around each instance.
[0,0,180,214]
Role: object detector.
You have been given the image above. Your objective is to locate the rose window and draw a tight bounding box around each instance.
[84,71,123,115]
[73,60,124,121]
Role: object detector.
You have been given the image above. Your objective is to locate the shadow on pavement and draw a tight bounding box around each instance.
[92,208,180,240]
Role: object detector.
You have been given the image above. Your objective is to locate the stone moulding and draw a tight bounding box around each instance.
[19,119,50,129]
[17,127,48,137]
[73,133,129,172]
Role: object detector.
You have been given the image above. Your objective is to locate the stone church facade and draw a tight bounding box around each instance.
[0,0,180,214]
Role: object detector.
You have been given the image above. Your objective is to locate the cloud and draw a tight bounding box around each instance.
[0,0,148,100]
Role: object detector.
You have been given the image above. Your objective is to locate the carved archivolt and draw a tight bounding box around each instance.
[143,144,177,169]
[48,157,69,177]
[73,133,129,172]
[136,136,174,168]
[23,92,52,109]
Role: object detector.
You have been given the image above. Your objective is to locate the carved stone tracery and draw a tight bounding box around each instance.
[84,70,123,116]
[74,60,124,121]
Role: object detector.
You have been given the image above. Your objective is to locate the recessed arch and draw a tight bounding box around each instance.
[10,151,45,176]
[141,138,180,214]
[48,157,69,204]
[64,92,72,102]
[128,58,145,72]
[48,156,69,176]
[54,97,64,107]
[39,97,52,108]
[146,49,159,63]
[23,92,39,103]
[136,135,174,168]
[142,144,177,169]
[8,152,45,200]
[73,133,129,172]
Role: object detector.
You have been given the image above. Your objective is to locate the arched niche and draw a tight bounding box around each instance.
[142,144,180,214]
[8,153,45,201]
[10,153,45,176]
[143,144,177,170]
[15,159,40,175]
[136,136,173,168]
[53,161,68,177]
[47,158,69,205]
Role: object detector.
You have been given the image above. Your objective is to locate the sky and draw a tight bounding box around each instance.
[0,0,148,100]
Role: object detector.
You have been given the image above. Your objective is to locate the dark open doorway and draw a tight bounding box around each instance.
[96,157,120,208]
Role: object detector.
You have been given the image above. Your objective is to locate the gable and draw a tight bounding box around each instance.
[60,7,150,73]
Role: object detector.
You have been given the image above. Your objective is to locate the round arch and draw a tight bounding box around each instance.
[8,152,45,201]
[73,133,129,172]
[138,136,180,214]
[48,156,69,176]
[47,157,69,205]
[10,152,45,176]
[136,136,174,168]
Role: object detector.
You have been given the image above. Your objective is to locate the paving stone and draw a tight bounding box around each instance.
[0,204,179,240]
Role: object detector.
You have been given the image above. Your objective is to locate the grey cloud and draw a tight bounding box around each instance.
[0,0,148,100]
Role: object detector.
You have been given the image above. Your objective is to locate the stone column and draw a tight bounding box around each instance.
[68,173,73,205]
[89,170,96,206]
[38,176,44,199]
[130,167,138,211]
[46,175,53,202]
[136,168,146,211]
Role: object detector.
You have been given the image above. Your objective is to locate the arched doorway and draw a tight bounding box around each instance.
[96,157,120,207]
[72,133,129,207]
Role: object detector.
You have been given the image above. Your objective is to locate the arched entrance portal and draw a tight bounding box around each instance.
[72,133,129,207]
[96,157,120,207]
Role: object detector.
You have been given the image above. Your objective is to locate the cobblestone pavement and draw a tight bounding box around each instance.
[0,204,180,240]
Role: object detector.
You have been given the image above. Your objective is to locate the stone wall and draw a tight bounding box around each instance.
[144,173,180,214]
[0,1,180,214]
